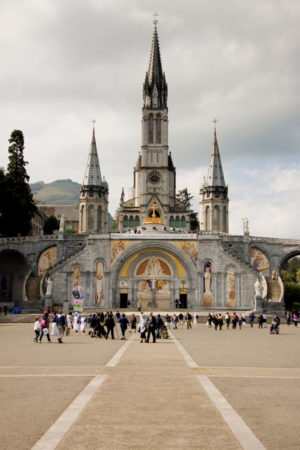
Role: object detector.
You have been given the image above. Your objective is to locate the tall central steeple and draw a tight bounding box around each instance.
[116,21,190,233]
[143,21,168,109]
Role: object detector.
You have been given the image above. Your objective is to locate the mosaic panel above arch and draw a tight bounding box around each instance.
[38,247,57,276]
[119,249,186,279]
[135,256,172,278]
[251,248,270,274]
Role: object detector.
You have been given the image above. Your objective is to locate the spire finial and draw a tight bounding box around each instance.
[153,12,159,27]
[92,118,96,130]
[213,118,217,135]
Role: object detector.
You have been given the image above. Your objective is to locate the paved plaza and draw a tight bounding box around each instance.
[0,319,300,449]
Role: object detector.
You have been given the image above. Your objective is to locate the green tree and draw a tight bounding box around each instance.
[0,130,37,237]
[43,215,59,235]
[176,188,199,231]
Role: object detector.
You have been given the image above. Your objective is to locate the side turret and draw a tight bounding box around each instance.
[79,127,109,233]
[199,122,229,233]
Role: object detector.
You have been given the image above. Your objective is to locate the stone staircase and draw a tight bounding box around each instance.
[25,275,42,301]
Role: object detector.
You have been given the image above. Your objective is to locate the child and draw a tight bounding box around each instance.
[34,316,40,342]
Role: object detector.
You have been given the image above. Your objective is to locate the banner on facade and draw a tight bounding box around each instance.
[72,266,84,314]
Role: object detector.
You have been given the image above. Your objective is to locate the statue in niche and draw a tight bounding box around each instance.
[255,278,263,297]
[46,277,52,296]
[144,257,163,278]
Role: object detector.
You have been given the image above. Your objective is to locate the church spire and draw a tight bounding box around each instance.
[206,120,226,187]
[82,125,102,187]
[143,19,167,109]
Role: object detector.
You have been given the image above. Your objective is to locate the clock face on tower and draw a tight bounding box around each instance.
[148,171,161,185]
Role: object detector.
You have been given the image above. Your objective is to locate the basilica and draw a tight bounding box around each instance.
[0,24,299,313]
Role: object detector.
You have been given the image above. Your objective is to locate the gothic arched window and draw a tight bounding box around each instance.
[88,205,94,231]
[169,216,175,227]
[149,115,154,144]
[175,216,180,228]
[135,216,140,227]
[212,205,220,231]
[97,206,102,230]
[80,205,84,232]
[156,114,161,144]
[129,215,134,227]
[181,216,186,228]
[123,216,128,227]
[205,205,210,230]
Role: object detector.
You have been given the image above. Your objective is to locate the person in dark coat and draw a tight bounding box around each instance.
[146,312,156,343]
[105,313,115,339]
[156,314,164,338]
[119,313,129,340]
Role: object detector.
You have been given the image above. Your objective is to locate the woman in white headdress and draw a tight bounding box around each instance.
[73,313,80,333]
[80,314,87,333]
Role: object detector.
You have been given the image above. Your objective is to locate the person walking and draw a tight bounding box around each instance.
[56,310,65,343]
[231,312,237,329]
[173,314,178,329]
[156,314,164,338]
[178,312,184,326]
[80,314,88,333]
[130,314,137,333]
[138,314,148,343]
[119,313,129,340]
[218,314,224,330]
[73,313,80,333]
[207,312,213,328]
[39,311,51,342]
[185,312,192,330]
[33,316,40,342]
[105,313,115,339]
[225,312,230,329]
[51,312,58,337]
[286,311,291,325]
[293,313,299,327]
[249,312,255,328]
[146,312,156,343]
[238,314,243,330]
[258,313,264,329]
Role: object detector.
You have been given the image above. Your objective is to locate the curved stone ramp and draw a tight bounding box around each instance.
[33,332,265,450]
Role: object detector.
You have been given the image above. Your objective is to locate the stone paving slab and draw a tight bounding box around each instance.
[0,323,124,367]
[56,337,241,450]
[212,378,300,450]
[0,376,92,450]
[172,324,300,368]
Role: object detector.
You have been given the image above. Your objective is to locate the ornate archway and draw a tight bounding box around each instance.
[110,241,198,309]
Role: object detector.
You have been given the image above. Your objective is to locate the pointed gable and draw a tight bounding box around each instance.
[82,128,102,187]
[207,128,226,187]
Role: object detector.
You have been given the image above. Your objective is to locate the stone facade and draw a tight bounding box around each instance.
[0,24,299,313]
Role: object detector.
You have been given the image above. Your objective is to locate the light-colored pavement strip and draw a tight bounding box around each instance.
[169,330,266,450]
[32,334,135,450]
[197,375,265,450]
[32,375,107,450]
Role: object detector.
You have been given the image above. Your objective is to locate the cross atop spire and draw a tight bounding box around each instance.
[206,121,226,187]
[143,20,168,109]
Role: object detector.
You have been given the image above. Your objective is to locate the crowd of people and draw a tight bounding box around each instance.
[33,309,299,343]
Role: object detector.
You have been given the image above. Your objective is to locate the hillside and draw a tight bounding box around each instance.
[31,179,80,206]
[31,179,114,227]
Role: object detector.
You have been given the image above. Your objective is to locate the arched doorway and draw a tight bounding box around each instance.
[280,253,300,312]
[111,242,196,310]
[0,250,28,305]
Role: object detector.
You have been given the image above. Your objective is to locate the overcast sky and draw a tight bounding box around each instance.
[0,0,299,238]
